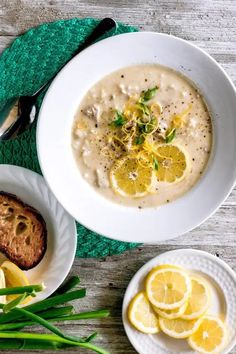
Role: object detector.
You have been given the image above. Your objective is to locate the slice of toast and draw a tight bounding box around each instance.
[0,191,47,270]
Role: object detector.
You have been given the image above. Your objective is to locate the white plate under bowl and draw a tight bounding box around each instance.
[122,249,236,354]
[37,32,236,243]
[0,165,77,303]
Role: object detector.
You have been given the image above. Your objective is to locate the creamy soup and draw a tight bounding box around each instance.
[72,65,212,208]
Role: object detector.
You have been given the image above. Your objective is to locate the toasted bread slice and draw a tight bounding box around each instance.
[0,191,47,270]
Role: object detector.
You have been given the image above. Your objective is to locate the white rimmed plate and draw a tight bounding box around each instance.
[37,32,236,243]
[122,249,236,354]
[0,164,76,303]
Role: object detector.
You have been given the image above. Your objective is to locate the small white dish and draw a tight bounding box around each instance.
[122,249,236,354]
[0,164,77,303]
[37,32,236,243]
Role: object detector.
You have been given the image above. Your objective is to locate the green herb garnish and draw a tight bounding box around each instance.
[139,86,158,103]
[137,102,150,116]
[165,128,176,143]
[110,111,127,127]
[153,157,159,170]
[135,135,145,145]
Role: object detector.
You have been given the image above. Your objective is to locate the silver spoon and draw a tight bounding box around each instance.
[0,18,117,141]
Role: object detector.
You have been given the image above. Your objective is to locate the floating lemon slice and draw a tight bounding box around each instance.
[181,276,211,320]
[159,316,203,339]
[146,267,191,310]
[110,155,153,198]
[188,316,227,353]
[1,261,31,304]
[128,291,159,334]
[153,301,188,320]
[155,145,187,183]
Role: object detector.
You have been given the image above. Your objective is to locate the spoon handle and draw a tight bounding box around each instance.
[33,18,117,98]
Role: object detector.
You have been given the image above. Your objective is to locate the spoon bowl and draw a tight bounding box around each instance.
[0,18,117,141]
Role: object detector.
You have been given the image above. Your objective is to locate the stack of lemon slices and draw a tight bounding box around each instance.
[128,264,227,354]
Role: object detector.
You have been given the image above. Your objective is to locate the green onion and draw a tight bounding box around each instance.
[165,128,176,143]
[109,111,127,127]
[3,293,28,313]
[37,306,74,319]
[0,309,110,331]
[153,157,159,170]
[0,289,86,324]
[85,332,98,342]
[5,306,74,329]
[48,309,110,322]
[52,276,80,296]
[0,284,43,296]
[0,276,109,353]
[14,308,85,343]
[135,135,145,145]
[139,86,158,103]
[0,332,109,354]
[137,102,150,116]
[0,338,67,350]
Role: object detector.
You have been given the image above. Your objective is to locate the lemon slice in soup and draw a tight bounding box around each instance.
[110,155,154,198]
[155,145,188,183]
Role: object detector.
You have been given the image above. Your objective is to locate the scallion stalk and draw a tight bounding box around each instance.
[14,307,85,343]
[0,289,86,324]
[0,332,109,354]
[0,284,43,296]
[52,276,80,295]
[37,305,74,319]
[0,309,110,331]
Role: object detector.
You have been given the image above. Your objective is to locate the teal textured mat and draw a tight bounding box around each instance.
[0,18,139,258]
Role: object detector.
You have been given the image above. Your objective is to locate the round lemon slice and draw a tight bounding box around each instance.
[150,264,185,272]
[153,301,188,320]
[1,261,31,304]
[181,276,211,320]
[146,267,191,310]
[188,316,227,353]
[110,155,153,198]
[159,316,203,339]
[128,291,159,334]
[155,145,188,183]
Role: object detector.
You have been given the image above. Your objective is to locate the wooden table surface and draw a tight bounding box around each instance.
[0,1,236,353]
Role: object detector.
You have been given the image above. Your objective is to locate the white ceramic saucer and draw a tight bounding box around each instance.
[122,249,236,354]
[0,164,77,303]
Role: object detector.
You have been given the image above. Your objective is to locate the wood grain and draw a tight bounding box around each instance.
[0,0,236,353]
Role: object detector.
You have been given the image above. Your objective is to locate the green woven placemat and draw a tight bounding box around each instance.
[0,17,139,258]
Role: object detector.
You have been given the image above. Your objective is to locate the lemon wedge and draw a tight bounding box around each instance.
[128,291,159,334]
[159,316,203,339]
[110,155,153,198]
[155,145,187,183]
[181,276,211,320]
[1,261,31,304]
[188,316,227,353]
[0,268,6,304]
[146,267,191,310]
[154,301,188,320]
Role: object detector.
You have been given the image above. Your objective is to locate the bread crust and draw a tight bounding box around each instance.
[0,191,47,270]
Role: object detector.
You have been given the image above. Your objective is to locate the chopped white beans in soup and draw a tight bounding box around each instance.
[72,65,212,208]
